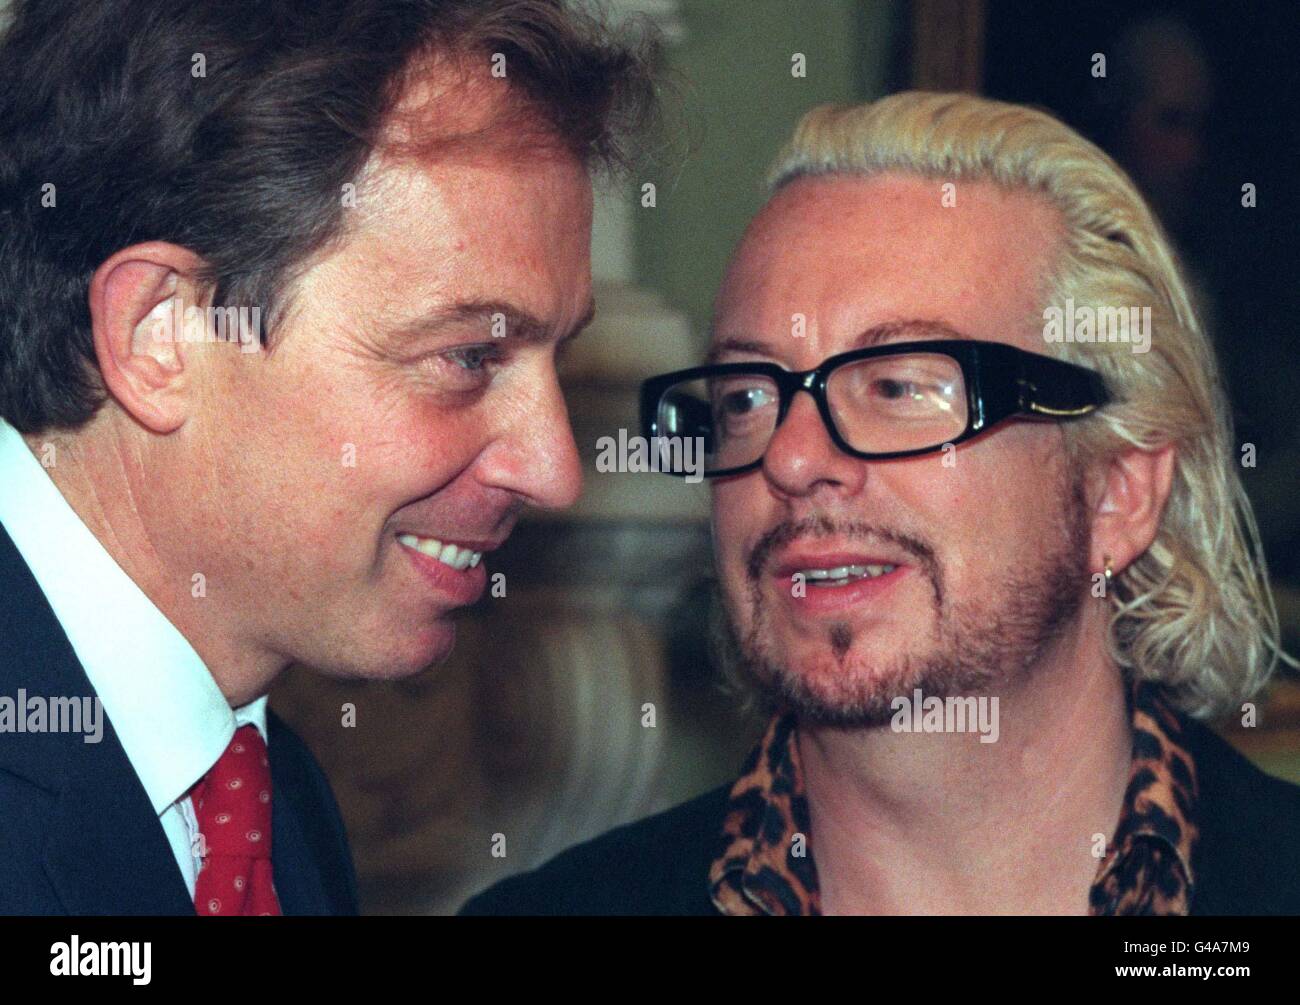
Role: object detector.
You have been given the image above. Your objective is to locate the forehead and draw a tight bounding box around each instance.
[324,143,593,321]
[337,51,594,292]
[358,145,592,262]
[713,172,1064,355]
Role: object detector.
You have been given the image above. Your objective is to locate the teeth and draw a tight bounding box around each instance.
[796,563,896,586]
[397,533,482,571]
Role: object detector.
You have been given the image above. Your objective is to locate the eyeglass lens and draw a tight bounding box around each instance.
[655,352,969,472]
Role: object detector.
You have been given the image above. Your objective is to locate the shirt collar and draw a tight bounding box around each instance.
[710,678,1198,915]
[1089,680,1199,914]
[710,713,822,915]
[0,418,267,814]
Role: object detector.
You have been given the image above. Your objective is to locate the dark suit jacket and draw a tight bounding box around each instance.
[461,707,1300,916]
[0,523,359,915]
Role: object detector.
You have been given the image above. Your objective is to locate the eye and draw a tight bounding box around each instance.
[419,342,508,392]
[444,344,503,373]
[718,385,775,416]
[874,378,924,400]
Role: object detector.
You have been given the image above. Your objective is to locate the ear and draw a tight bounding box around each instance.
[1088,443,1177,578]
[87,242,208,434]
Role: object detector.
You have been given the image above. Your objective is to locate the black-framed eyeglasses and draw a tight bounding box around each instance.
[640,339,1111,478]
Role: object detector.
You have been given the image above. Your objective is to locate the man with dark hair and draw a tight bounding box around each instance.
[0,0,652,915]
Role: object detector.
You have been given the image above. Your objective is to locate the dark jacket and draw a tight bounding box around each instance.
[460,712,1300,916]
[0,523,359,915]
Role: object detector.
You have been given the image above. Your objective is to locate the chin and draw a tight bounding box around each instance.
[312,620,458,681]
[753,626,919,692]
[390,620,458,676]
[774,623,892,667]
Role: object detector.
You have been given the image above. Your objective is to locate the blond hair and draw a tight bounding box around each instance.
[766,91,1289,720]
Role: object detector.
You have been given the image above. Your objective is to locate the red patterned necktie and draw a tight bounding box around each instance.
[190,724,282,916]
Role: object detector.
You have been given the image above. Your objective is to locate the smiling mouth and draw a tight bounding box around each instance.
[795,563,898,587]
[396,533,482,571]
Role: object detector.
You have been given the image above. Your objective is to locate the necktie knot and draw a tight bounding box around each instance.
[190,724,281,915]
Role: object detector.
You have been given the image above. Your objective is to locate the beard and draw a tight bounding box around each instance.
[712,474,1091,729]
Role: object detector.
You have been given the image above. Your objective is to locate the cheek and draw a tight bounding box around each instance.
[383,395,488,489]
[190,369,337,544]
[710,479,775,616]
[917,436,1068,574]
[711,480,755,565]
[303,357,457,483]
[230,378,395,543]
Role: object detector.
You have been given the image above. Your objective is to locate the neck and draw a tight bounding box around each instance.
[797,611,1132,915]
[23,419,283,707]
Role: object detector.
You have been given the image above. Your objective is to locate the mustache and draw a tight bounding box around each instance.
[745,514,940,588]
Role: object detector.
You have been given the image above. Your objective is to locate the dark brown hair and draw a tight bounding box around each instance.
[0,0,657,433]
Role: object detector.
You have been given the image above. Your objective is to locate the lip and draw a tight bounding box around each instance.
[769,549,910,616]
[772,550,907,580]
[778,564,908,615]
[397,535,490,606]
[395,532,506,553]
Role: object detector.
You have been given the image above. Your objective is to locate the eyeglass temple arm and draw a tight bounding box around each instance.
[1011,350,1112,418]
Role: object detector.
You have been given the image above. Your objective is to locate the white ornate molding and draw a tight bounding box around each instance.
[561,0,699,523]
[553,276,705,525]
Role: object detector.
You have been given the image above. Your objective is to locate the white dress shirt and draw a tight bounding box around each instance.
[0,417,268,899]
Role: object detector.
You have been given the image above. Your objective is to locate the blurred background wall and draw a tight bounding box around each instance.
[263,0,1295,913]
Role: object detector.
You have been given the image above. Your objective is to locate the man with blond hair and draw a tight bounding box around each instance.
[463,91,1300,916]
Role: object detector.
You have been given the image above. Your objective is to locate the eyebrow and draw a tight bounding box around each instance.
[705,318,969,365]
[394,297,597,345]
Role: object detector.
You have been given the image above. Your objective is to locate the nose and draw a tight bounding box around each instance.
[478,367,584,510]
[761,391,866,499]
